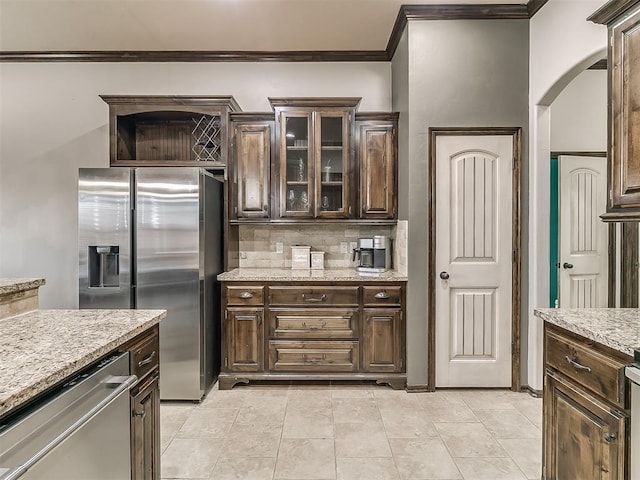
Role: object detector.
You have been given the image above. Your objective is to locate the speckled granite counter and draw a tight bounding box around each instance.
[0,278,46,320]
[0,278,45,296]
[535,308,640,358]
[218,268,408,282]
[0,308,166,418]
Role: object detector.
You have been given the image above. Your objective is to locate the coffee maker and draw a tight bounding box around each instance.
[352,235,392,273]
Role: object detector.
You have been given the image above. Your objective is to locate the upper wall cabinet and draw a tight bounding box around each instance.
[590,2,640,220]
[356,113,399,220]
[229,113,275,220]
[100,96,241,168]
[228,98,399,224]
[270,98,360,220]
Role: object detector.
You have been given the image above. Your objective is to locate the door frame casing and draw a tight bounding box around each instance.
[427,127,522,392]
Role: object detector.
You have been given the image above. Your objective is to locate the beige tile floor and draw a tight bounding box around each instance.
[160,384,542,480]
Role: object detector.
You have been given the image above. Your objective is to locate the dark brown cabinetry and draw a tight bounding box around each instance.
[270,98,360,219]
[131,373,160,480]
[227,100,398,224]
[356,113,399,220]
[229,113,274,219]
[121,325,160,480]
[220,281,406,389]
[543,323,630,480]
[590,2,640,219]
[100,95,240,168]
[223,285,265,372]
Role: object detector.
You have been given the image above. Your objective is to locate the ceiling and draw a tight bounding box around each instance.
[0,0,528,52]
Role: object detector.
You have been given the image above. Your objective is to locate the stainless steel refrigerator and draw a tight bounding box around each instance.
[78,167,222,401]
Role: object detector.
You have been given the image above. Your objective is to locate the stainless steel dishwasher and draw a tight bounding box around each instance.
[626,361,640,480]
[0,352,137,480]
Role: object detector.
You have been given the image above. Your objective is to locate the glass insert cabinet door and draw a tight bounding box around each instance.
[282,113,312,217]
[279,110,351,219]
[316,113,349,218]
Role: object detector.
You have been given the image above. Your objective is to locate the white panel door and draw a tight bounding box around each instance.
[435,135,513,388]
[558,156,607,308]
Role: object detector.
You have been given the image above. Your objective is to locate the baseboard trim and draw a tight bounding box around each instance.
[405,384,430,393]
[521,385,543,398]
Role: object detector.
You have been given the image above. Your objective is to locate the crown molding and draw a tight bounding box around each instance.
[0,50,389,63]
[1,2,549,64]
[386,2,545,59]
[588,0,640,24]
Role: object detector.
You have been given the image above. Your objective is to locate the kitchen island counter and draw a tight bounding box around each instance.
[0,308,166,418]
[218,267,408,282]
[534,308,640,357]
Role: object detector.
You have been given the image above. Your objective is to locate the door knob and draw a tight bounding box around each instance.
[439,271,450,280]
[562,262,574,269]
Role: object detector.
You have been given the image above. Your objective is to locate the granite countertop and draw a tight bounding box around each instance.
[0,278,45,296]
[218,268,408,282]
[0,308,166,418]
[535,308,640,358]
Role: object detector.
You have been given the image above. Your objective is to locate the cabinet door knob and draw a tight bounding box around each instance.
[134,410,146,419]
[562,262,574,269]
[439,271,450,280]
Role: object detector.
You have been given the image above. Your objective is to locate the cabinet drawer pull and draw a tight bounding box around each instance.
[302,293,326,303]
[138,351,156,367]
[239,291,254,299]
[374,291,390,299]
[565,355,591,373]
[604,433,617,443]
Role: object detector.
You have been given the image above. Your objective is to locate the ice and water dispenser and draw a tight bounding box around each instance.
[88,246,120,287]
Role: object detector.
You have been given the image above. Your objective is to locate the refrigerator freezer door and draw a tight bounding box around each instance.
[79,168,132,309]
[135,168,203,400]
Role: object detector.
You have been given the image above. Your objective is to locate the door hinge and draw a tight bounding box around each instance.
[224,356,228,367]
[513,250,516,263]
[225,310,228,320]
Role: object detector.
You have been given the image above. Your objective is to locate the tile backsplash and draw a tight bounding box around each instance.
[238,224,405,269]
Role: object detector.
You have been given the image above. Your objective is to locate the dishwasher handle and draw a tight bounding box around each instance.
[626,365,640,385]
[3,374,138,480]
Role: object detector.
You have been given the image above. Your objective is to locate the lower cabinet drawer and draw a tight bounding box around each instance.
[268,341,359,372]
[130,329,159,382]
[545,329,626,407]
[268,286,359,306]
[269,309,358,339]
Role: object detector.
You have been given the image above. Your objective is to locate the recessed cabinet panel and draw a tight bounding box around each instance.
[362,308,403,372]
[621,18,640,201]
[359,124,396,219]
[131,373,160,480]
[225,308,264,371]
[544,369,626,480]
[233,123,272,218]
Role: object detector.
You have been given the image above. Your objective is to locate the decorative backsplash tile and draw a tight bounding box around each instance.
[238,224,402,269]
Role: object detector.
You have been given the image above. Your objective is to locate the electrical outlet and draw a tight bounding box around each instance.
[276,241,284,254]
[349,241,357,253]
[340,242,348,254]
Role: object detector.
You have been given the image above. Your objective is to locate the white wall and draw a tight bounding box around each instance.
[550,69,607,152]
[528,0,608,390]
[0,62,391,308]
